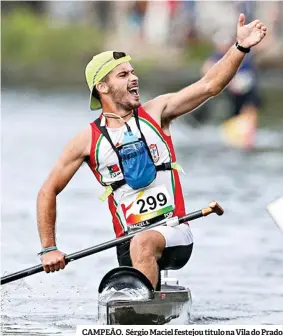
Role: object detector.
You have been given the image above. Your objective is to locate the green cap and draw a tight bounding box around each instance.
[85,51,131,110]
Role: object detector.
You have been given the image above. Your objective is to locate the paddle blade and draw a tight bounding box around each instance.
[267,197,283,232]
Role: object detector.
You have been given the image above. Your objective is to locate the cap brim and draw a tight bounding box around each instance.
[90,89,102,111]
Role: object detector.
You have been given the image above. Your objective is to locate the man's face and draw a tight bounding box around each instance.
[105,62,140,111]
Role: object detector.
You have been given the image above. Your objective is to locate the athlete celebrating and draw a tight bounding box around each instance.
[37,14,267,289]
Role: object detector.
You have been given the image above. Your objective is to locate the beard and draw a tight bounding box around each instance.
[108,84,141,111]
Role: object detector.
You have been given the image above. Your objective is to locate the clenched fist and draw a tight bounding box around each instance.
[41,250,66,273]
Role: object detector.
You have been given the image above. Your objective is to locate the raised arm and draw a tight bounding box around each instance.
[37,126,91,273]
[145,14,267,123]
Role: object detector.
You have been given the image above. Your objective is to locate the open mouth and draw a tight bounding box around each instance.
[128,87,139,98]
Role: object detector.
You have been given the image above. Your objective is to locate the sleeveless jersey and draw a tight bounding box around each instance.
[88,106,189,238]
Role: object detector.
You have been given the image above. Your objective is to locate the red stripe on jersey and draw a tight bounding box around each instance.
[88,122,103,183]
[108,194,124,237]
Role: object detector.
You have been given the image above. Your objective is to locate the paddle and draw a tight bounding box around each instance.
[1,201,224,285]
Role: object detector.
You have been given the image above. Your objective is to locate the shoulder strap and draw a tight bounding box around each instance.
[94,118,119,155]
[133,108,155,164]
[133,109,144,138]
[94,117,125,174]
[134,108,151,146]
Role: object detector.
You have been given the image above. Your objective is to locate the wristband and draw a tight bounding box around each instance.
[38,246,57,256]
[235,41,250,53]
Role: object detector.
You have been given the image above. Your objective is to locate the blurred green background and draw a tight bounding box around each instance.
[2,1,283,126]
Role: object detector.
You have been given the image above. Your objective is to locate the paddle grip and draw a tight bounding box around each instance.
[202,201,224,216]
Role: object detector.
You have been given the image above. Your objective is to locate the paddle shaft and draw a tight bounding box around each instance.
[1,201,223,285]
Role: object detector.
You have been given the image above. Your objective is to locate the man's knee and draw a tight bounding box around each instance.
[158,244,194,270]
[130,231,165,263]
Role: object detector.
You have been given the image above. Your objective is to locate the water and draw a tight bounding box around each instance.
[1,89,283,334]
[98,286,151,303]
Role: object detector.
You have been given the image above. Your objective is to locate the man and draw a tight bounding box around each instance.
[37,14,266,289]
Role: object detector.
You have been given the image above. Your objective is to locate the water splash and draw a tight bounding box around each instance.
[98,286,150,303]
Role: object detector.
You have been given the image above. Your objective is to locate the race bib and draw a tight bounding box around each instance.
[119,185,174,228]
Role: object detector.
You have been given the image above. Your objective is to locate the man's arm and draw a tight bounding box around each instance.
[37,126,91,272]
[162,44,246,118]
[144,14,266,123]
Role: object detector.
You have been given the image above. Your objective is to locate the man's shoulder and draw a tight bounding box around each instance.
[69,126,92,156]
[78,125,93,138]
[142,93,172,118]
[56,126,92,160]
[140,93,173,131]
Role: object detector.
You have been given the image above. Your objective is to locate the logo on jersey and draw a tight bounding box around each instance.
[107,164,121,178]
[164,211,173,219]
[121,191,144,221]
[149,144,159,163]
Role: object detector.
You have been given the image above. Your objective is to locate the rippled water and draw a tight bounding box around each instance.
[1,89,283,334]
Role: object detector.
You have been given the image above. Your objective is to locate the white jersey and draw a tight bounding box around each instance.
[88,106,193,246]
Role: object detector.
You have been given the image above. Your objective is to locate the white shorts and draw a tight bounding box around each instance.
[149,223,193,248]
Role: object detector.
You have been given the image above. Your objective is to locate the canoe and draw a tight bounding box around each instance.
[98,267,192,325]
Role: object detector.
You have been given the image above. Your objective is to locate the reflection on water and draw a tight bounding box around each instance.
[1,90,283,333]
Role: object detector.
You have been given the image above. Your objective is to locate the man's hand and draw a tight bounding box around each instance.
[41,250,66,273]
[237,13,267,48]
